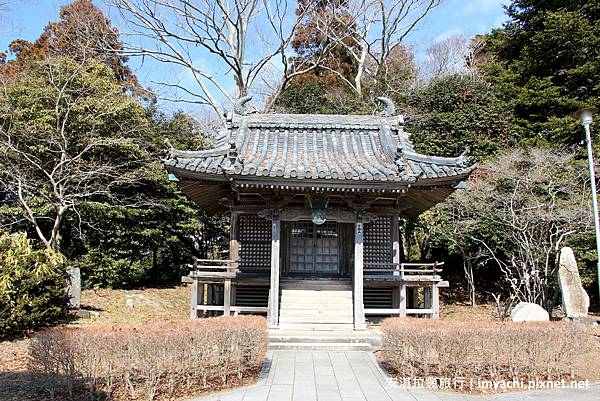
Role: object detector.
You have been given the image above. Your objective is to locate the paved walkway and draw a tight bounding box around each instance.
[190,350,598,401]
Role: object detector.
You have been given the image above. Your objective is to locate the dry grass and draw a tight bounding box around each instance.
[439,302,498,322]
[27,316,267,401]
[73,286,191,327]
[380,318,600,393]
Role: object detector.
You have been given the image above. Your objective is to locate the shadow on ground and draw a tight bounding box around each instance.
[0,371,113,401]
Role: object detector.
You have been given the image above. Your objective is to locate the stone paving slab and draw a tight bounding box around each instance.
[188,350,599,401]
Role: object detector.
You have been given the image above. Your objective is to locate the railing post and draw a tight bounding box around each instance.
[224,279,231,316]
[399,283,407,317]
[190,278,198,319]
[432,284,440,319]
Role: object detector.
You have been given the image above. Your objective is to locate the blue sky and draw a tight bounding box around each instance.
[0,0,508,114]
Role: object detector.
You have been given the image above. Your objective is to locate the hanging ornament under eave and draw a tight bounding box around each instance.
[311,209,327,225]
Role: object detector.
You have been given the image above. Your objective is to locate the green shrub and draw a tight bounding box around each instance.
[0,233,68,340]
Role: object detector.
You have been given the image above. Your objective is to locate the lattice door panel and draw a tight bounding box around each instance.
[364,216,393,267]
[314,223,339,273]
[289,221,339,274]
[239,214,271,272]
[290,222,314,273]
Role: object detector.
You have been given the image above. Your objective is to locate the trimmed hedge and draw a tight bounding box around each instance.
[29,316,268,400]
[380,318,594,390]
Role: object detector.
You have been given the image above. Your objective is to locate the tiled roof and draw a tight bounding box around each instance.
[163,100,473,186]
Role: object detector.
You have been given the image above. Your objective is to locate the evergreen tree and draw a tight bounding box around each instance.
[0,0,151,99]
[0,1,222,288]
[406,75,517,161]
[483,0,600,144]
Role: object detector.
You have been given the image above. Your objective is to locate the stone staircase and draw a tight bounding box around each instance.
[271,280,381,351]
[268,329,381,351]
[277,280,354,330]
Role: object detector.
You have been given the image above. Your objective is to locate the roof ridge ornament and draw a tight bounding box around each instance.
[376,97,396,117]
[234,95,255,116]
[456,146,471,167]
[164,138,174,159]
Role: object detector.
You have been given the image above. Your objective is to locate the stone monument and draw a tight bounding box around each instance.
[66,266,81,309]
[558,247,589,318]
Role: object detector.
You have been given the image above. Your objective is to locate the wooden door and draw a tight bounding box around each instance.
[289,221,340,275]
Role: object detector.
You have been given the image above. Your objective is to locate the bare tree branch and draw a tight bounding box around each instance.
[107,0,311,121]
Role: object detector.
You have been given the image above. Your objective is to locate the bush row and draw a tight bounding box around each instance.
[380,318,594,385]
[28,316,268,400]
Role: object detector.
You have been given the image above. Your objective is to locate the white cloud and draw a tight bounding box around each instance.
[460,0,505,16]
[433,28,463,43]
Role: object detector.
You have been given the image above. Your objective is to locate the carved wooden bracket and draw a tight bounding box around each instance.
[257,207,378,223]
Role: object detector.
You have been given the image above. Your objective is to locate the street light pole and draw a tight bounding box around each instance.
[576,107,600,298]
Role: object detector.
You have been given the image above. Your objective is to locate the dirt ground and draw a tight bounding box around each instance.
[0,285,192,400]
[2,287,599,399]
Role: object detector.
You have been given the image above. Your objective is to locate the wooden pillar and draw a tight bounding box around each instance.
[227,212,239,317]
[354,222,366,330]
[432,284,440,319]
[229,212,240,265]
[392,213,400,265]
[392,214,405,317]
[224,279,231,316]
[269,218,281,328]
[190,279,198,319]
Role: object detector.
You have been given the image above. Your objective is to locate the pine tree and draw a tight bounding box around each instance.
[482,0,600,144]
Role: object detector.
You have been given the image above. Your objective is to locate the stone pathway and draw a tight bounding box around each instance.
[189,350,598,401]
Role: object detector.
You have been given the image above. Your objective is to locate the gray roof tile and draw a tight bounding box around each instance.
[164,112,474,184]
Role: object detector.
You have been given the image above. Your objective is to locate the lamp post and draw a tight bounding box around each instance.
[575,107,600,298]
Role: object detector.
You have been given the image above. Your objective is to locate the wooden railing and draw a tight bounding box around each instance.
[364,261,444,279]
[187,258,239,278]
[184,258,269,318]
[363,262,444,319]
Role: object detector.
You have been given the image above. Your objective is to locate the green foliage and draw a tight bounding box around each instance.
[0,233,67,340]
[482,0,600,145]
[406,75,517,161]
[0,56,221,289]
[274,80,367,115]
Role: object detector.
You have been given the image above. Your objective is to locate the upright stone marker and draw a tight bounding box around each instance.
[558,247,589,318]
[66,267,81,309]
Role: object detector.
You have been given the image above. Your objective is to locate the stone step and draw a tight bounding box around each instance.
[279,311,353,316]
[269,335,381,346]
[280,298,353,304]
[279,301,353,309]
[280,280,352,289]
[268,342,375,351]
[281,290,353,297]
[279,310,354,317]
[279,316,354,324]
[279,302,353,310]
[277,323,356,331]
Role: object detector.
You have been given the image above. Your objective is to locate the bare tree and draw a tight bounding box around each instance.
[0,58,149,251]
[441,148,592,312]
[305,0,441,95]
[419,33,484,82]
[107,0,318,121]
